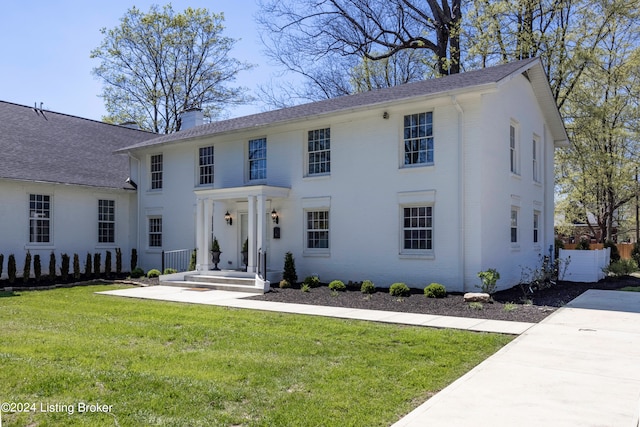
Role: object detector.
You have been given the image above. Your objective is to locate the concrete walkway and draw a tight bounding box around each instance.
[99,286,640,426]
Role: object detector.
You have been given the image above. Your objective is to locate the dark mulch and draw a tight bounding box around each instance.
[247,276,640,324]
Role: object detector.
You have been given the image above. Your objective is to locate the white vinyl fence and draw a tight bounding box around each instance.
[559,247,610,283]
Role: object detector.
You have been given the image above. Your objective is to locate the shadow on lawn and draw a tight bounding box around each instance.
[0,291,19,298]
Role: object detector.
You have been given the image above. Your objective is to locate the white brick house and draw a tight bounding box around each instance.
[118,58,568,292]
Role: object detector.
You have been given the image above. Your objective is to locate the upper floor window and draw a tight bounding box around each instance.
[403,112,433,166]
[403,206,433,250]
[98,199,115,243]
[29,194,51,243]
[248,138,267,181]
[533,136,540,182]
[510,124,519,175]
[150,154,163,190]
[199,146,214,185]
[308,128,331,175]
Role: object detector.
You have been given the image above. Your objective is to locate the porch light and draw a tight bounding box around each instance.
[225,211,233,226]
[271,209,279,224]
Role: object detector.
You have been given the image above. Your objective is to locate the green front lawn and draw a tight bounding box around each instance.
[0,285,511,426]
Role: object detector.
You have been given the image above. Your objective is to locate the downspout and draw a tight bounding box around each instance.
[127,152,141,260]
[451,96,466,291]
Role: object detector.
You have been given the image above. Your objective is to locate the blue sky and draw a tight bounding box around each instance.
[0,1,279,121]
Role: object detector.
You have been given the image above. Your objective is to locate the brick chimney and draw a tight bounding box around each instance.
[181,108,204,130]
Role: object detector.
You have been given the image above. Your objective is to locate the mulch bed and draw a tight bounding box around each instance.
[247,276,640,324]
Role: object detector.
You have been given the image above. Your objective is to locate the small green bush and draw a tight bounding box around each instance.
[604,259,638,277]
[477,268,500,295]
[328,280,346,291]
[279,279,291,289]
[147,269,161,278]
[389,282,410,297]
[303,276,320,288]
[283,252,297,284]
[424,283,447,298]
[49,252,56,279]
[575,238,590,250]
[301,284,310,292]
[33,254,42,282]
[130,267,145,278]
[23,251,32,283]
[361,280,376,294]
[163,268,178,275]
[469,302,484,310]
[61,254,70,281]
[8,255,17,284]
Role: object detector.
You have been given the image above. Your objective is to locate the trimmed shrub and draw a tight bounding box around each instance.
[303,275,320,288]
[73,254,81,280]
[163,268,177,274]
[0,253,4,279]
[361,280,376,294]
[131,248,138,271]
[189,249,197,271]
[105,251,112,277]
[389,282,410,297]
[93,253,101,277]
[328,280,346,291]
[301,284,310,292]
[283,252,297,284]
[85,253,92,277]
[424,283,447,298]
[23,251,32,283]
[8,255,17,284]
[279,279,291,289]
[147,269,161,278]
[61,254,70,281]
[116,248,123,275]
[33,254,42,282]
[130,267,145,279]
[49,252,56,279]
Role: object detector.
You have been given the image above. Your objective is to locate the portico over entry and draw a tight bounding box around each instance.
[193,185,290,275]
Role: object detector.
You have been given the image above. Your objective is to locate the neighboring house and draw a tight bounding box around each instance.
[0,101,156,277]
[117,57,568,292]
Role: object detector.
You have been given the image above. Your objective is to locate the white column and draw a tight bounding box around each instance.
[203,198,212,270]
[196,199,204,270]
[257,194,266,275]
[247,195,257,273]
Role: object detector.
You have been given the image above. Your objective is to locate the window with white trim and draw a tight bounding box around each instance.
[403,112,434,166]
[248,138,267,181]
[511,208,519,243]
[98,199,115,243]
[533,136,540,182]
[199,146,214,185]
[403,206,433,250]
[150,154,163,190]
[510,123,519,175]
[148,217,162,248]
[29,194,51,243]
[307,128,331,175]
[306,210,329,250]
[533,211,540,244]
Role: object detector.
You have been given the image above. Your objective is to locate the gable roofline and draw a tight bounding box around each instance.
[117,57,568,153]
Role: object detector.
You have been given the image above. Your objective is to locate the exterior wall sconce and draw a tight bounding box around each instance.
[271,209,279,224]
[383,111,389,119]
[224,211,233,226]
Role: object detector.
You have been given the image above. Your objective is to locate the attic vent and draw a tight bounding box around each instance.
[120,121,140,130]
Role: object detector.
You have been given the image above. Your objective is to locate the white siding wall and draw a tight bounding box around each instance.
[133,75,558,292]
[0,179,135,278]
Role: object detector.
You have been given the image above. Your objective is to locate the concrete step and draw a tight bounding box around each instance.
[175,281,264,294]
[183,274,255,286]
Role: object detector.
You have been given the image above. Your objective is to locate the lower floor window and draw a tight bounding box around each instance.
[306,210,329,249]
[403,206,433,250]
[29,194,51,243]
[511,209,519,243]
[149,217,162,247]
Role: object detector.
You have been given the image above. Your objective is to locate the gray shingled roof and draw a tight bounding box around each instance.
[118,57,566,152]
[0,102,156,189]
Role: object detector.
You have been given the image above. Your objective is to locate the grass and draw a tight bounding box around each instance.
[0,285,512,426]
[621,286,640,292]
